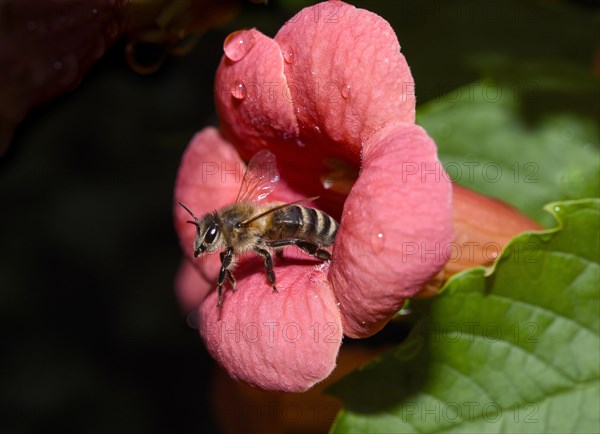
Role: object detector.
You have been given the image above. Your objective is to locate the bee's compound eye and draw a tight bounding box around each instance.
[204,224,219,244]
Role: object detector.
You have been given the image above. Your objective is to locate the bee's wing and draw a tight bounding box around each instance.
[235,150,280,203]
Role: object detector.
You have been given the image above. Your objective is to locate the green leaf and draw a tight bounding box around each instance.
[329,199,600,434]
[417,67,599,227]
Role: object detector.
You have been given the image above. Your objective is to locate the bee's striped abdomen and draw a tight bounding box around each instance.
[269,205,338,246]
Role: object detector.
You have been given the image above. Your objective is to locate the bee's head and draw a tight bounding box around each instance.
[194,214,222,256]
[178,202,223,257]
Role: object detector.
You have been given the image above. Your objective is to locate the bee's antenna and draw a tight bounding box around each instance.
[177,201,200,230]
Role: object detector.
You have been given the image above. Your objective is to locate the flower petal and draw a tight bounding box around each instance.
[174,258,211,313]
[199,257,342,392]
[174,127,343,391]
[330,124,453,337]
[215,2,417,214]
[274,1,415,158]
[215,28,299,159]
[174,127,245,285]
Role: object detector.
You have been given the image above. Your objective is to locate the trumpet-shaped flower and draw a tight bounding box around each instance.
[174,1,453,392]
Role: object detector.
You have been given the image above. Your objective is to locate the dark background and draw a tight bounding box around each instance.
[1,1,597,433]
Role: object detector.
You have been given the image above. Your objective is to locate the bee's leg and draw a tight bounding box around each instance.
[254,248,278,293]
[226,270,237,292]
[217,247,234,307]
[295,241,331,261]
[267,240,331,261]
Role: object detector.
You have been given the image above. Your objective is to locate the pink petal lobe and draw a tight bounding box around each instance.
[274,1,415,159]
[330,124,453,338]
[173,128,341,391]
[215,28,299,159]
[175,259,211,313]
[199,257,342,392]
[174,127,244,284]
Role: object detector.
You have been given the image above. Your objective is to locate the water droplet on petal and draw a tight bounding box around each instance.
[341,84,351,99]
[223,30,255,62]
[231,81,247,100]
[314,125,321,134]
[282,47,295,64]
[371,231,385,254]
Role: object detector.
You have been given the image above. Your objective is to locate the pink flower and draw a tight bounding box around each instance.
[174,1,453,392]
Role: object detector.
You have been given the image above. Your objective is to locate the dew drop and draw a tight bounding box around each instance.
[371,231,385,254]
[91,8,98,16]
[231,81,247,100]
[314,125,321,134]
[223,30,255,62]
[341,84,351,99]
[554,206,561,212]
[282,47,295,64]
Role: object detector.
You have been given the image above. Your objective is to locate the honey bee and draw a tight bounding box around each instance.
[178,150,339,307]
